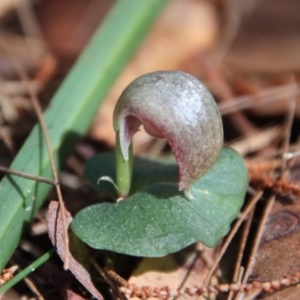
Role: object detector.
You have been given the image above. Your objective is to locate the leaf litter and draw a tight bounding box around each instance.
[47,201,104,300]
[1,0,300,299]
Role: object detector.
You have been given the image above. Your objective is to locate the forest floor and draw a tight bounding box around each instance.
[0,0,300,299]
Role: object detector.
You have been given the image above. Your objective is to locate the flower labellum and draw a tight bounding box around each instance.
[113,70,223,192]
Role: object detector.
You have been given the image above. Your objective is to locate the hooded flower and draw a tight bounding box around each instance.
[113,71,223,191]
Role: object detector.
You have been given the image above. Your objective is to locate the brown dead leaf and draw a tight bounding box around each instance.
[47,201,104,300]
[89,0,218,147]
[230,75,300,117]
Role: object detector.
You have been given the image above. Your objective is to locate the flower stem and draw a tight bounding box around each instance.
[116,133,133,198]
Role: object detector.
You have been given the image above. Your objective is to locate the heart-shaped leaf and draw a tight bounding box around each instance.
[83,153,178,198]
[72,148,248,257]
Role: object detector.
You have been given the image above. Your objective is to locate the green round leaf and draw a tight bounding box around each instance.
[83,153,178,198]
[72,148,248,257]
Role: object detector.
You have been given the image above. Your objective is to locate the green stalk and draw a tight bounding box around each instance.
[0,0,169,271]
[0,249,56,295]
[116,133,133,198]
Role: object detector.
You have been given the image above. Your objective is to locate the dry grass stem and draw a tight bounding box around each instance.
[15,0,44,41]
[280,90,296,175]
[284,150,300,160]
[227,208,254,300]
[213,0,258,66]
[230,126,281,156]
[202,57,255,134]
[219,82,299,116]
[0,126,14,154]
[105,269,128,288]
[0,166,56,185]
[89,257,126,300]
[203,190,263,286]
[243,288,263,300]
[19,67,70,270]
[176,248,201,294]
[24,277,45,300]
[235,195,275,299]
[1,80,41,95]
[0,42,70,270]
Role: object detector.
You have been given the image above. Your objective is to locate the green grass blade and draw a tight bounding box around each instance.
[0,249,56,295]
[0,0,169,271]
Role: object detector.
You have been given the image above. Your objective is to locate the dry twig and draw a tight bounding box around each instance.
[203,190,263,286]
[0,41,70,270]
[235,195,275,300]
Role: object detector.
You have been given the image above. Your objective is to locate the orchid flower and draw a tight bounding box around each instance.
[113,71,223,197]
